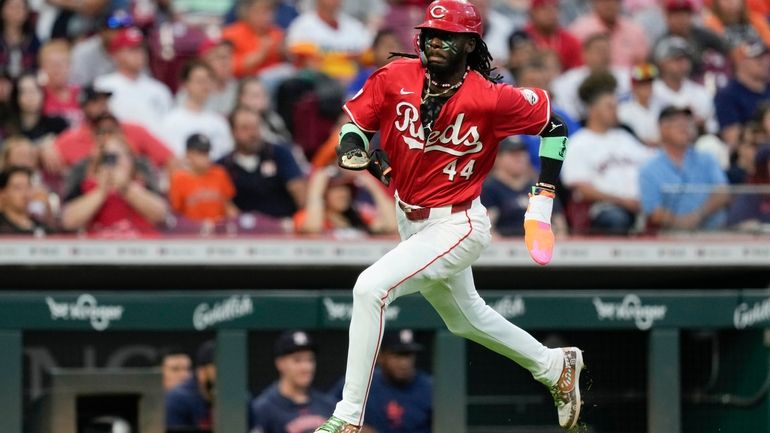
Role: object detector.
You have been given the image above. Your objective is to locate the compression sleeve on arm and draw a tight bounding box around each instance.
[537,113,568,190]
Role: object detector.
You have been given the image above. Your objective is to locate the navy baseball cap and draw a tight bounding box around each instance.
[658,105,693,122]
[381,329,423,353]
[78,85,112,105]
[186,133,212,153]
[196,340,216,367]
[274,330,317,357]
[499,137,527,153]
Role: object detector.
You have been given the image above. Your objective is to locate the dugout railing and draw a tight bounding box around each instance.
[1,290,770,433]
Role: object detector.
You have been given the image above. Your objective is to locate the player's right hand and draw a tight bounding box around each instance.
[524,186,556,266]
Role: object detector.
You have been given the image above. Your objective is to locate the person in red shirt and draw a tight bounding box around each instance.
[41,85,175,174]
[169,133,238,223]
[222,0,286,78]
[315,2,583,433]
[60,134,168,237]
[38,39,82,127]
[524,0,583,71]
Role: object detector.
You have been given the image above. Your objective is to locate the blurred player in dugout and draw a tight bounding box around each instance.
[250,330,336,433]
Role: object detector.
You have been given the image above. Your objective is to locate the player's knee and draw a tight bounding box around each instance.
[352,269,387,306]
[445,319,474,339]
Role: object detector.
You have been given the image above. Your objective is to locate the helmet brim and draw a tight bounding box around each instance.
[415,20,479,36]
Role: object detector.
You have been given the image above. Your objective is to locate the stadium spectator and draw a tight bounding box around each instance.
[44,85,174,174]
[176,36,239,117]
[551,32,630,121]
[38,40,83,127]
[4,72,69,144]
[286,0,372,81]
[160,348,192,392]
[513,59,580,169]
[561,72,653,234]
[728,145,770,228]
[714,38,770,148]
[238,76,292,145]
[60,132,168,236]
[524,0,583,71]
[505,30,536,84]
[249,330,335,433]
[94,27,173,137]
[468,0,514,63]
[569,0,650,68]
[166,340,216,431]
[69,10,132,87]
[1,135,55,224]
[222,0,286,78]
[347,28,403,97]
[217,106,306,218]
[0,166,49,234]
[639,106,730,231]
[0,0,39,79]
[294,166,396,236]
[652,36,716,134]
[160,60,233,160]
[703,0,770,47]
[619,64,662,146]
[656,0,730,85]
[481,137,567,237]
[332,329,432,433]
[379,0,431,53]
[169,133,238,223]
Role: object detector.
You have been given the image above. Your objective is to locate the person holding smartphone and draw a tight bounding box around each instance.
[60,126,168,236]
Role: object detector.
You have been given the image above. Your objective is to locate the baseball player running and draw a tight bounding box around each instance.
[316,1,583,431]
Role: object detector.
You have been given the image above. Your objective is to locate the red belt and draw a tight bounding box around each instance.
[398,199,473,221]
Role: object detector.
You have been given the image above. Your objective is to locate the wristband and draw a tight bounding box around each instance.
[539,136,567,161]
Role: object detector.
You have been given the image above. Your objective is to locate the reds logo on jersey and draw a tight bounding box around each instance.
[394,101,482,156]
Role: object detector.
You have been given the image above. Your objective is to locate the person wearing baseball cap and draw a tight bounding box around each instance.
[69,10,135,87]
[93,27,173,137]
[249,331,336,433]
[168,132,238,223]
[618,63,661,146]
[330,329,432,433]
[221,0,285,78]
[165,340,216,430]
[482,137,568,237]
[657,0,729,82]
[524,0,583,71]
[639,104,730,231]
[713,36,770,147]
[651,35,715,135]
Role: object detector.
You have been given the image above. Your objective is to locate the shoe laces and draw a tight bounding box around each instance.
[317,416,346,433]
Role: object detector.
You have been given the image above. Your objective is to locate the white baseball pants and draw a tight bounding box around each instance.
[333,198,564,426]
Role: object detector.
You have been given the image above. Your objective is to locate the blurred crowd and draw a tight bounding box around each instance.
[0,0,769,238]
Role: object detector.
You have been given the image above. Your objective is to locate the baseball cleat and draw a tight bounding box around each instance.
[314,416,360,433]
[549,347,584,429]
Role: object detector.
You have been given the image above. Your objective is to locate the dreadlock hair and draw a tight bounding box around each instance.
[388,34,502,83]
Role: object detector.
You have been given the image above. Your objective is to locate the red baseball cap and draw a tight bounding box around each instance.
[531,0,559,8]
[415,0,483,37]
[664,0,696,12]
[109,27,144,53]
[198,36,233,56]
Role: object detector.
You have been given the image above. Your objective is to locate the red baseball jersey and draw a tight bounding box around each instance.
[343,58,551,207]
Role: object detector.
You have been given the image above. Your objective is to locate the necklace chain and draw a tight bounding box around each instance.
[422,68,469,103]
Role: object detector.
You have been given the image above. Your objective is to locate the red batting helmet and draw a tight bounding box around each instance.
[415,0,483,37]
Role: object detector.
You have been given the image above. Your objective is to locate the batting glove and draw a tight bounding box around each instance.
[524,184,556,266]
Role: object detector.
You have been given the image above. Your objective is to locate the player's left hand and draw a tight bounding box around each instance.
[366,149,392,186]
[524,185,556,266]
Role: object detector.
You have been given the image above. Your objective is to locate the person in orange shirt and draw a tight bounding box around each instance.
[704,0,770,48]
[222,0,285,78]
[169,133,239,223]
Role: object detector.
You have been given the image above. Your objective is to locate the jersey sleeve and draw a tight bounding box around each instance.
[342,66,388,132]
[493,85,551,139]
